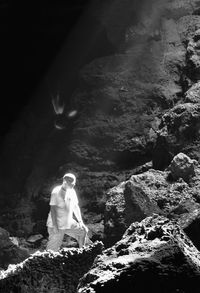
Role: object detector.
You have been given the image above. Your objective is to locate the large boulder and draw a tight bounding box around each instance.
[104,153,200,247]
[104,175,162,246]
[78,215,200,293]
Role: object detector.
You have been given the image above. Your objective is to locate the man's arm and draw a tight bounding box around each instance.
[73,204,88,232]
[50,205,59,231]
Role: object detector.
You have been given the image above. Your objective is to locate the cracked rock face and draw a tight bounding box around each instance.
[78,215,200,293]
[104,153,200,247]
[0,241,104,293]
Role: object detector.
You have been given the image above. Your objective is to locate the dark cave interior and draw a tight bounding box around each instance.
[0,0,92,137]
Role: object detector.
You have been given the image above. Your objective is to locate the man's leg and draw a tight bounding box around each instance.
[65,220,88,248]
[46,227,65,251]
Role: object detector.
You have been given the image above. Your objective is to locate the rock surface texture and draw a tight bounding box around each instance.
[104,153,200,246]
[0,241,104,293]
[2,0,200,291]
[78,215,200,293]
[0,0,200,250]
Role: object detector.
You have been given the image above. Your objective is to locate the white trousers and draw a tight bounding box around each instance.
[46,220,87,251]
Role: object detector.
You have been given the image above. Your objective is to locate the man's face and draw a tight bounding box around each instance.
[63,177,75,188]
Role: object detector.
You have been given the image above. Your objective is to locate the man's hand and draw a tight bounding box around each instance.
[79,222,89,233]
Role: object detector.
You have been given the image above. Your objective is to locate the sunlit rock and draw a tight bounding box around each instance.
[78,215,200,293]
[185,81,200,103]
[0,241,104,293]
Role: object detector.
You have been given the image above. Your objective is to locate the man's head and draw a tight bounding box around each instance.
[63,173,76,187]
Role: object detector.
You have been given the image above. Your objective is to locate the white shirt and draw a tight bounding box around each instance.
[46,185,78,229]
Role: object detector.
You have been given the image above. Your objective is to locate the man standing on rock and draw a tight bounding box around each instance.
[46,173,89,251]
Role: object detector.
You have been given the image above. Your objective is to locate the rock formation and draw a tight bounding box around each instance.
[78,215,200,293]
[0,241,104,293]
[104,152,200,247]
[1,0,200,291]
[0,0,200,269]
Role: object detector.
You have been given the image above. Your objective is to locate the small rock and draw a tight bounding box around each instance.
[9,237,19,246]
[27,234,43,249]
[168,152,195,181]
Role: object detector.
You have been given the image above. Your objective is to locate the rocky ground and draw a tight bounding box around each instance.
[78,215,200,293]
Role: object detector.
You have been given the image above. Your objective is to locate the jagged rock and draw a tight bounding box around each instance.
[152,127,174,170]
[183,208,200,251]
[104,165,196,246]
[0,227,29,270]
[104,182,127,246]
[1,0,200,243]
[9,237,19,247]
[78,215,200,293]
[169,201,200,251]
[153,103,200,168]
[177,15,200,44]
[0,241,104,293]
[185,81,200,103]
[168,152,196,181]
[165,0,200,20]
[187,28,200,81]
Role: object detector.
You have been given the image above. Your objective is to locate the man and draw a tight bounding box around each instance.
[46,173,89,251]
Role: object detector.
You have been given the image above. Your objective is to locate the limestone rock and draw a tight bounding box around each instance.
[168,152,196,181]
[78,215,200,293]
[0,241,104,293]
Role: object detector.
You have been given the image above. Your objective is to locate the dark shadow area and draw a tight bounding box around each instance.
[113,150,152,170]
[80,242,200,293]
[0,0,96,138]
[184,217,200,251]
